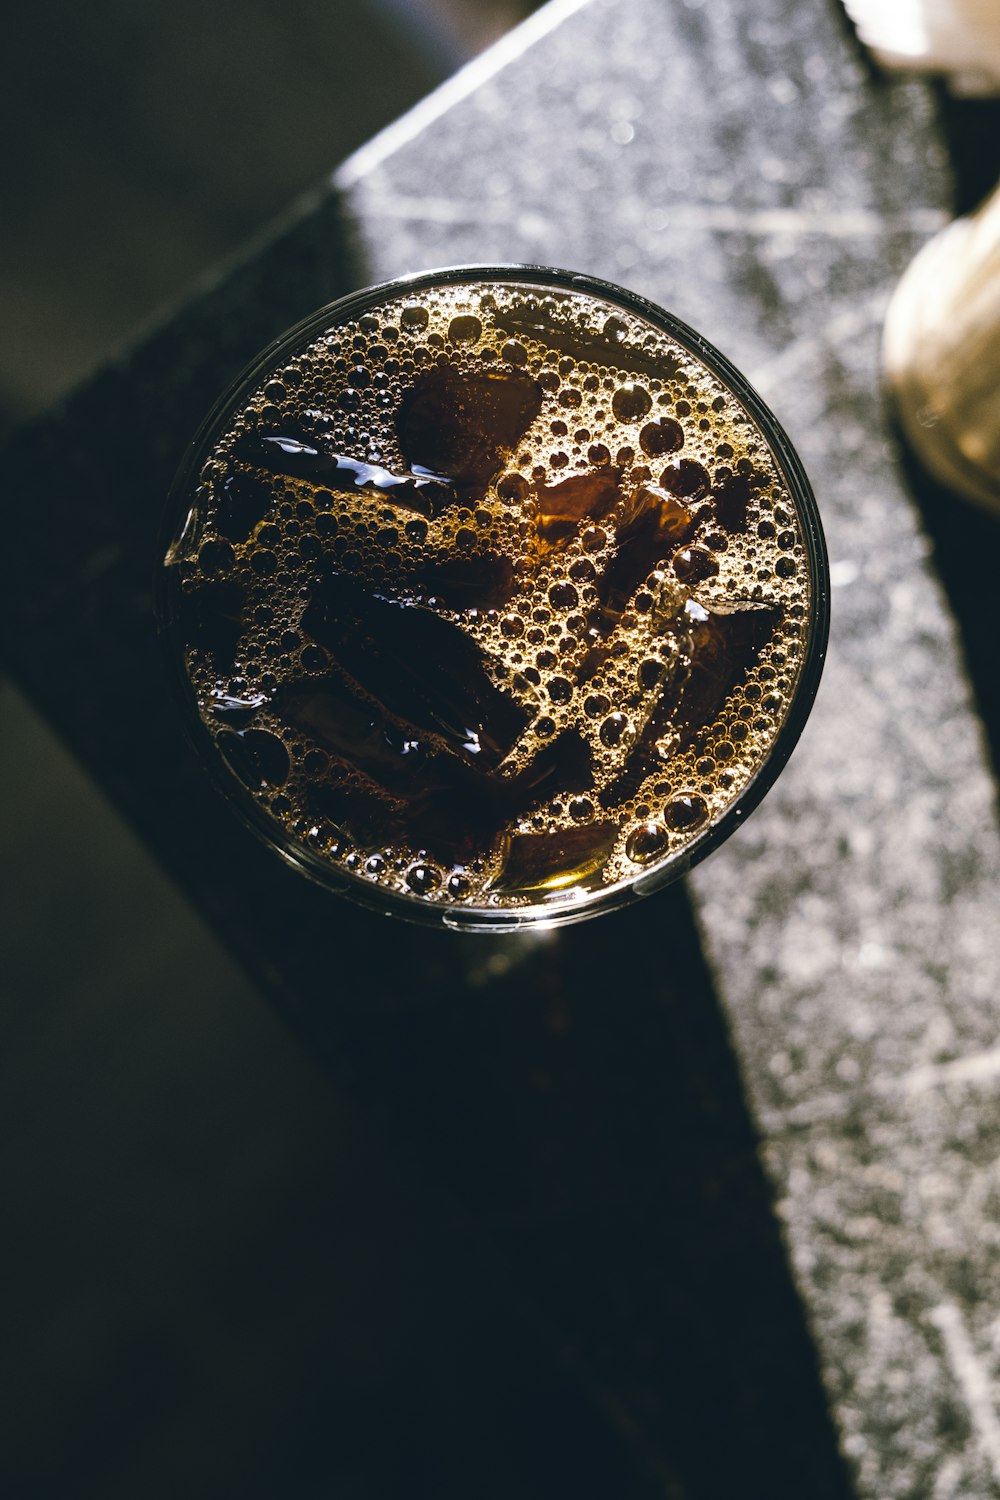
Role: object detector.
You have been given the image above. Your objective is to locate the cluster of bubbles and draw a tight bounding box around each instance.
[167,279,811,909]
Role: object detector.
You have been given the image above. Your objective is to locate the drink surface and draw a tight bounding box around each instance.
[164,274,814,922]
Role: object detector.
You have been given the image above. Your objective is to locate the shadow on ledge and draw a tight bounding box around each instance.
[0,185,853,1499]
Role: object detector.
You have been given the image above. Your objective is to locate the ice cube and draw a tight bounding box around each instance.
[510,728,593,804]
[210,688,268,726]
[278,675,433,791]
[492,305,682,384]
[534,466,621,551]
[301,571,529,766]
[306,782,397,847]
[577,574,687,777]
[236,433,457,517]
[397,367,543,488]
[410,550,516,610]
[283,673,512,864]
[409,730,593,866]
[180,580,246,671]
[598,484,694,614]
[403,770,508,865]
[535,466,621,521]
[489,821,618,896]
[673,598,782,737]
[596,597,781,805]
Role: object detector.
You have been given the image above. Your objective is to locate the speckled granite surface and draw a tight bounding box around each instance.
[695,292,1000,1499]
[338,0,1000,1495]
[4,0,1000,1495]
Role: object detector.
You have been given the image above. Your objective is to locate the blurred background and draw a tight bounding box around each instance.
[0,6,548,1497]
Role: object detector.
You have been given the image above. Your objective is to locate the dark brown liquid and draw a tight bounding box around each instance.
[165,280,811,913]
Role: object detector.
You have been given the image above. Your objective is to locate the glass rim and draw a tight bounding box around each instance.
[157,263,830,932]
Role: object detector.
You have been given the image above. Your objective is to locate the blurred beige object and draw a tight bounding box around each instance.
[843,0,1000,94]
[884,179,1000,513]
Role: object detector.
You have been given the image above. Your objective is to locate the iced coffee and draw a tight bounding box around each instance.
[160,269,827,927]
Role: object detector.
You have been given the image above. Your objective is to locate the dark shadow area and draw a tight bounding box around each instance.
[890,427,1000,782]
[886,92,1000,776]
[329,891,854,1500]
[934,92,1000,215]
[1,162,853,1496]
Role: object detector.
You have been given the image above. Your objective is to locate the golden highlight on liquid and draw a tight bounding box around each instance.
[167,279,811,912]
